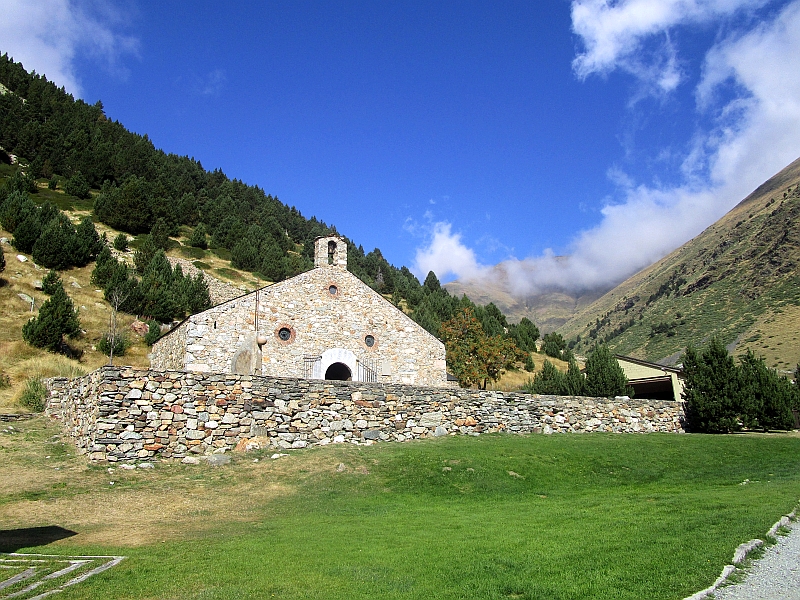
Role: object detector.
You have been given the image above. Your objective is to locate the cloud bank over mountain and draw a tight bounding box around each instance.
[414,0,800,296]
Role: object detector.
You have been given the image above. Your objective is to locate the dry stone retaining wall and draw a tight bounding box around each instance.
[46,367,685,462]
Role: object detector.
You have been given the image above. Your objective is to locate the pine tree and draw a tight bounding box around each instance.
[144,320,161,346]
[22,282,81,353]
[525,359,565,395]
[584,345,631,398]
[42,270,61,295]
[260,243,287,282]
[739,351,795,431]
[231,238,260,271]
[423,271,441,293]
[32,213,77,270]
[73,216,103,265]
[91,246,116,287]
[1,191,35,234]
[11,211,42,253]
[113,233,129,252]
[188,223,208,249]
[563,359,586,396]
[150,218,171,250]
[542,332,567,359]
[64,171,90,199]
[185,272,211,315]
[509,317,540,352]
[682,339,746,433]
[134,234,158,274]
[139,250,179,322]
[524,353,535,372]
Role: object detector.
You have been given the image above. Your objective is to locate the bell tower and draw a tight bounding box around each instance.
[314,235,348,269]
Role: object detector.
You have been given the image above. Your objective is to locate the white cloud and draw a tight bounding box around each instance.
[571,0,767,93]
[0,0,138,97]
[412,222,489,282]
[422,0,800,298]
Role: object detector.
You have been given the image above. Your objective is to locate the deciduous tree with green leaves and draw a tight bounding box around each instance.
[440,307,524,389]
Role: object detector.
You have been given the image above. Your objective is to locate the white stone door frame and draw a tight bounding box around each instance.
[319,348,358,381]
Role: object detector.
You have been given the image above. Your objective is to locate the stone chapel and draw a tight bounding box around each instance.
[150,236,449,387]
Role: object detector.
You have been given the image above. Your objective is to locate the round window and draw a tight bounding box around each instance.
[365,335,375,347]
[329,285,338,295]
[278,327,292,341]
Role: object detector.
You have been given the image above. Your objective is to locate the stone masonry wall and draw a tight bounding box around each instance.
[46,367,685,462]
[149,322,186,371]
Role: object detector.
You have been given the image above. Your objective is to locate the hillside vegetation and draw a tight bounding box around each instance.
[558,157,800,373]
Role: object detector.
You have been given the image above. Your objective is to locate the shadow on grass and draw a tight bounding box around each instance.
[0,525,77,552]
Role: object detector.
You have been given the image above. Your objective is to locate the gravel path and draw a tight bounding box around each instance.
[711,521,800,600]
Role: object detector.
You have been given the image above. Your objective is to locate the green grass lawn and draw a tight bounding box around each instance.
[2,420,799,599]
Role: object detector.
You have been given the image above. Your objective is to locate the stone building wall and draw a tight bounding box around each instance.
[46,367,685,462]
[149,321,187,371]
[151,266,448,387]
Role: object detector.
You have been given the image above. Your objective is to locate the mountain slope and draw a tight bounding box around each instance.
[557,156,800,374]
[445,266,604,332]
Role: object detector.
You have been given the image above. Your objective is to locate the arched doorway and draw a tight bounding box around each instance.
[320,348,358,381]
[325,362,352,381]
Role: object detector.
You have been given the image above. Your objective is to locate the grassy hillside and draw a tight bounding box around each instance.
[557,157,800,374]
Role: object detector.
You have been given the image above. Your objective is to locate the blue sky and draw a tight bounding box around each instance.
[3,0,800,295]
